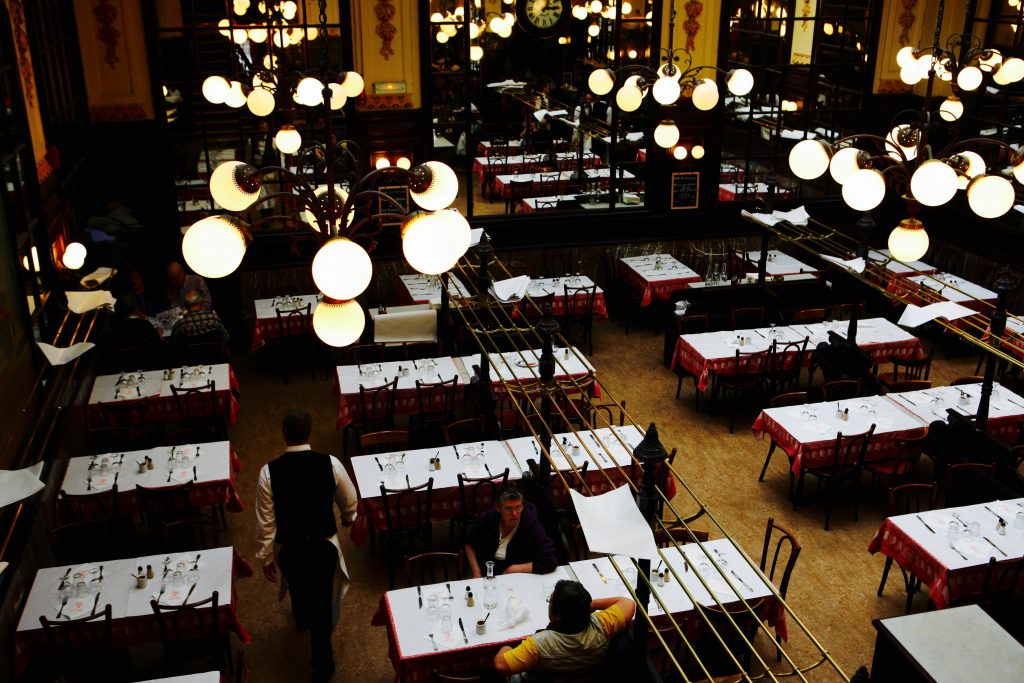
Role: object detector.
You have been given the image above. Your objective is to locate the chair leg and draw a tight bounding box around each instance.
[675,374,683,400]
[877,556,893,596]
[759,442,777,482]
[905,574,921,614]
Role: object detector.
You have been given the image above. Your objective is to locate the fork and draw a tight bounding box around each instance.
[948,541,969,561]
[56,595,69,619]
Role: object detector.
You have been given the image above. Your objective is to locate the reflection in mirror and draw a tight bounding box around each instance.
[425,1,651,217]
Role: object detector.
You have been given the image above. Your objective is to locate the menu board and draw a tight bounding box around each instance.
[671,172,699,210]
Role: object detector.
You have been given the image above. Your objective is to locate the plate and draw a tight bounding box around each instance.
[514,359,537,369]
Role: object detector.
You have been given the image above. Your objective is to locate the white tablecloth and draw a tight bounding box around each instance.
[905,273,997,305]
[88,365,231,405]
[867,249,938,275]
[505,426,642,474]
[619,254,700,284]
[335,356,468,394]
[464,347,594,384]
[60,441,232,495]
[253,294,320,321]
[743,250,818,276]
[400,274,472,307]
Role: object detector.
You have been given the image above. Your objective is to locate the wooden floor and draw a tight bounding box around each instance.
[203,313,985,682]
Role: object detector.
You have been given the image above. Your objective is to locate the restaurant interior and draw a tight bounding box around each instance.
[3,0,1024,681]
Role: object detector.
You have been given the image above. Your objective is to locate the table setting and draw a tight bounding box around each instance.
[868,497,1024,608]
[618,254,702,306]
[89,370,164,402]
[251,294,320,348]
[335,356,468,428]
[503,275,608,320]
[742,250,818,277]
[884,382,1024,442]
[900,272,997,310]
[466,347,595,386]
[399,274,471,307]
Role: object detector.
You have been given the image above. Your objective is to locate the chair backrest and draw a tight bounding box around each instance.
[58,486,120,522]
[545,250,573,277]
[675,313,709,336]
[828,424,876,469]
[403,341,442,361]
[731,348,770,377]
[887,350,933,381]
[944,462,997,506]
[950,375,984,386]
[653,522,710,547]
[589,400,627,427]
[275,303,312,336]
[770,391,808,408]
[980,555,1024,600]
[380,478,434,532]
[508,178,534,198]
[356,377,399,430]
[887,429,929,476]
[170,380,218,420]
[136,481,197,524]
[160,518,210,552]
[150,589,222,647]
[731,306,765,328]
[887,482,937,515]
[884,379,932,393]
[405,551,464,587]
[40,602,115,659]
[359,429,410,454]
[182,336,228,366]
[760,517,801,599]
[444,417,486,445]
[345,343,385,365]
[96,398,149,430]
[458,468,510,520]
[564,283,597,319]
[768,337,809,378]
[415,375,460,420]
[823,379,861,402]
[792,308,826,324]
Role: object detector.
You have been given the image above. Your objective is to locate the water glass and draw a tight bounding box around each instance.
[967,521,981,539]
[73,581,88,598]
[187,567,200,585]
[384,464,398,487]
[172,570,185,587]
[426,594,439,620]
[1015,511,1024,531]
[947,521,960,542]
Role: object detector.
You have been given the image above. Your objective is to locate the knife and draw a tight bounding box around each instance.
[91,592,101,616]
[915,514,935,533]
[984,505,1007,524]
[417,586,422,608]
[592,562,608,584]
[458,617,469,644]
[374,456,383,471]
[983,536,1008,557]
[182,582,197,605]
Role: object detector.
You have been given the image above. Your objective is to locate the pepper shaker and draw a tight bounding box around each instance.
[146,564,154,579]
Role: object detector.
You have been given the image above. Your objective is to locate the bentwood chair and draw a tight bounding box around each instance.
[653,522,710,547]
[94,398,152,450]
[864,428,929,489]
[272,303,315,384]
[411,376,460,447]
[877,349,933,391]
[943,462,997,507]
[563,283,598,355]
[452,468,510,545]
[882,379,932,393]
[764,337,810,396]
[151,590,231,675]
[505,178,534,213]
[759,517,801,659]
[950,375,985,387]
[877,482,937,613]
[822,379,861,402]
[358,429,410,455]
[405,551,464,587]
[380,478,435,587]
[170,380,226,440]
[730,306,765,329]
[758,391,809,483]
[39,604,131,683]
[791,308,826,325]
[136,481,215,549]
[444,416,487,445]
[343,377,399,458]
[717,348,771,433]
[794,424,876,530]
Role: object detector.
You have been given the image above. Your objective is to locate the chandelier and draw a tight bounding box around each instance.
[183,1,467,348]
[586,0,753,148]
[787,0,1024,262]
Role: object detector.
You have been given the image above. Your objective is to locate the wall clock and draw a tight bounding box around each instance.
[515,0,569,38]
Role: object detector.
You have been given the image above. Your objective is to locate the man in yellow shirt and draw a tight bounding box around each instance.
[493,580,636,679]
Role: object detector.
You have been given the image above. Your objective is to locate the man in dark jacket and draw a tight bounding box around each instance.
[256,410,358,682]
[465,485,557,577]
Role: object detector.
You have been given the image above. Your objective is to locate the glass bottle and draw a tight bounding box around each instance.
[483,560,498,609]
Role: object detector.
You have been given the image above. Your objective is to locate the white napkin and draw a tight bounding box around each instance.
[67,290,116,314]
[740,210,781,227]
[497,599,531,630]
[774,206,810,226]
[953,538,990,558]
[38,342,95,366]
[821,254,866,273]
[0,462,44,508]
[490,276,531,303]
[487,79,526,88]
[898,302,976,328]
[80,267,115,287]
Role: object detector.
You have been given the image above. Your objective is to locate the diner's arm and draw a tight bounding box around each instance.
[465,544,482,578]
[255,465,278,582]
[502,561,534,574]
[330,455,359,526]
[494,636,539,675]
[592,598,636,636]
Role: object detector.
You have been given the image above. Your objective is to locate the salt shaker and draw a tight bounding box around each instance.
[146,456,154,471]
[146,564,154,579]
[998,518,1008,536]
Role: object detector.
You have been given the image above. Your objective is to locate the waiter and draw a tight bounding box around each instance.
[256,409,358,682]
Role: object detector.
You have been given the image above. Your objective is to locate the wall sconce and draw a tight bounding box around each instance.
[372,152,413,170]
[671,143,705,161]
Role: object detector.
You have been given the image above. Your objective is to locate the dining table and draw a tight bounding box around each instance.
[14,546,252,674]
[751,382,1024,474]
[137,673,220,683]
[508,275,608,320]
[250,293,320,349]
[86,364,241,429]
[673,317,925,393]
[58,440,244,520]
[334,355,469,429]
[492,167,634,200]
[460,347,597,394]
[892,272,998,312]
[476,139,524,157]
[741,250,820,277]
[868,497,1024,609]
[397,274,472,308]
[473,152,601,185]
[618,254,703,307]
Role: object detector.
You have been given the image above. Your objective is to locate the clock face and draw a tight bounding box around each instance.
[517,0,567,37]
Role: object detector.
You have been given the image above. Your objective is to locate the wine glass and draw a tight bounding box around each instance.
[1014,511,1024,531]
[440,614,453,639]
[426,593,439,620]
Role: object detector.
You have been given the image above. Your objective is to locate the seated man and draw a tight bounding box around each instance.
[171,290,229,344]
[465,485,557,577]
[165,261,212,311]
[494,580,635,679]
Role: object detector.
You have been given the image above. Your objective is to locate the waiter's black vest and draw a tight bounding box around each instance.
[268,449,337,545]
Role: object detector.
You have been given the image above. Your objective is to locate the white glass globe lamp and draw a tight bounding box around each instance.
[436,30,449,44]
[588,23,600,37]
[311,238,372,301]
[312,298,365,347]
[375,157,391,169]
[899,65,923,85]
[691,145,705,159]
[224,81,247,108]
[246,87,276,116]
[993,57,1024,85]
[887,218,929,262]
[248,27,268,43]
[691,79,720,111]
[470,45,484,61]
[726,68,754,96]
[672,146,688,160]
[956,65,983,91]
[652,76,681,105]
[339,71,364,98]
[951,151,985,189]
[885,124,919,161]
[328,83,347,110]
[788,139,831,180]
[202,75,230,104]
[303,185,353,232]
[409,161,459,211]
[402,211,468,275]
[1012,153,1024,184]
[21,246,39,272]
[588,69,615,95]
[616,85,643,112]
[62,242,87,270]
[896,46,916,69]
[182,216,249,278]
[653,121,680,148]
[572,4,587,19]
[979,49,1003,72]
[910,160,958,207]
[828,146,865,185]
[967,175,1015,218]
[841,168,886,211]
[275,125,302,154]
[939,96,963,122]
[296,77,324,106]
[210,161,261,211]
[396,157,411,170]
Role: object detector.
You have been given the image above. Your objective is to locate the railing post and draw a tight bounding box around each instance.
[534,303,560,486]
[977,269,1016,429]
[632,422,667,656]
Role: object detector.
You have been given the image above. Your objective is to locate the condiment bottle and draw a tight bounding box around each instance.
[998,518,1007,536]
[146,564,154,579]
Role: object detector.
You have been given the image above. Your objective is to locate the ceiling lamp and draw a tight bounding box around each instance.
[62,242,87,270]
[653,120,680,149]
[888,218,929,261]
[589,0,753,113]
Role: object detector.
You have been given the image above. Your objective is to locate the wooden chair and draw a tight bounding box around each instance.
[539,170,564,195]
[94,398,152,450]
[151,590,230,674]
[882,379,932,393]
[877,350,933,391]
[39,604,131,683]
[452,468,510,545]
[181,334,229,366]
[794,425,875,530]
[342,342,385,366]
[563,283,598,355]
[544,250,574,277]
[109,317,165,372]
[864,429,929,488]
[272,303,315,384]
[170,380,226,440]
[343,377,399,458]
[405,551,464,587]
[505,178,535,213]
[402,341,442,361]
[760,516,801,658]
[50,520,117,566]
[444,417,486,445]
[950,375,985,386]
[730,306,765,329]
[136,481,214,548]
[831,302,866,321]
[717,348,771,434]
[380,478,435,587]
[673,313,710,404]
[791,308,826,325]
[822,379,861,402]
[758,391,809,482]
[765,337,810,395]
[359,429,410,455]
[877,483,937,613]
[588,400,628,428]
[411,376,461,447]
[653,522,710,547]
[163,425,221,447]
[943,462,997,507]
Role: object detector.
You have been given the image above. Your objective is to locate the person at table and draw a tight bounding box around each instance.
[256,409,359,683]
[572,93,595,154]
[165,261,212,311]
[116,267,159,318]
[171,290,230,345]
[493,580,636,679]
[465,485,557,577]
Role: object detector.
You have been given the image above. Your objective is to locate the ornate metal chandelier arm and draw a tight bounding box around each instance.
[247,214,314,232]
[936,137,1020,161]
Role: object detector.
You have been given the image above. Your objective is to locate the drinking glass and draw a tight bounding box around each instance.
[967,521,981,539]
[394,459,406,480]
[172,570,184,587]
[947,521,960,542]
[441,614,453,639]
[384,464,398,487]
[73,581,88,598]
[1015,511,1024,531]
[187,567,200,585]
[426,594,439,620]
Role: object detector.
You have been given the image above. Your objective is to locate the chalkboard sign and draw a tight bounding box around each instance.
[378,185,410,223]
[670,172,699,210]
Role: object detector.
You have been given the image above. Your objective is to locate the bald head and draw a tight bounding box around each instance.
[167,262,186,289]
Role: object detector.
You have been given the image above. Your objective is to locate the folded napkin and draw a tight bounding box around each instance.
[898,302,976,328]
[487,79,526,88]
[67,290,116,314]
[490,276,531,303]
[80,267,115,288]
[38,342,95,366]
[61,594,99,620]
[153,585,194,607]
[168,467,196,484]
[497,599,530,631]
[821,254,865,273]
[0,462,44,508]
